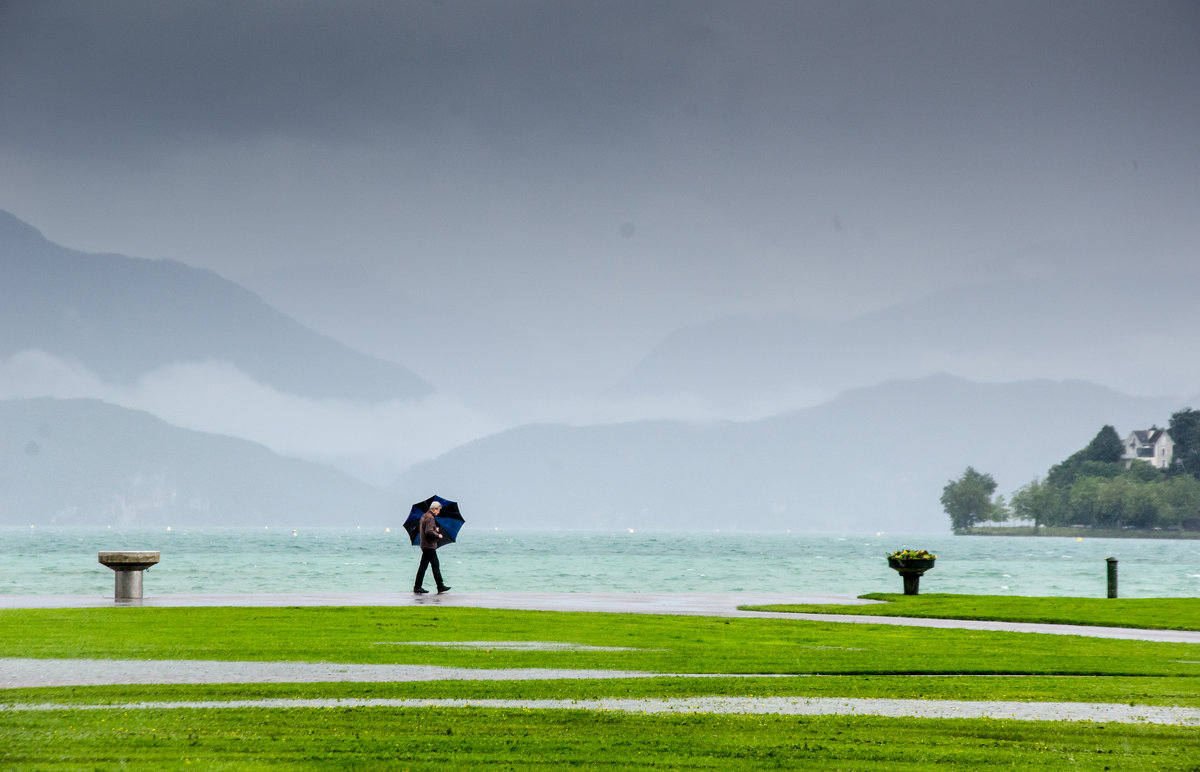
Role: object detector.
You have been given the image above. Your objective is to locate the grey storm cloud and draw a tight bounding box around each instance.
[4,0,1198,160]
[0,0,730,152]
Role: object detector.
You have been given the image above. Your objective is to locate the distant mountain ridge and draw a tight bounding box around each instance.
[0,209,430,401]
[394,374,1180,532]
[0,397,396,526]
[611,274,1200,412]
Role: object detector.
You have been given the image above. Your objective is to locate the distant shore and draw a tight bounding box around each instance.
[957,526,1200,540]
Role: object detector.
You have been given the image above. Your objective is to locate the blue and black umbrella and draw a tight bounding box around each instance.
[403,495,465,548]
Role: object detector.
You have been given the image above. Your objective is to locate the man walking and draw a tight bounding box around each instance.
[414,501,451,594]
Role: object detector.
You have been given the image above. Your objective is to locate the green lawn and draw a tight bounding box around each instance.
[2,601,1199,769]
[741,593,1200,630]
[4,707,1199,770]
[2,606,1200,686]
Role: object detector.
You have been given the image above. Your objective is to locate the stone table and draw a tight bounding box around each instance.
[98,551,160,601]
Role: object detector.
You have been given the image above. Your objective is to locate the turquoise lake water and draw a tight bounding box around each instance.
[3,528,1198,599]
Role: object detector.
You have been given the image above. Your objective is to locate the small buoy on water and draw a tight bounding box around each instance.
[167,526,172,532]
[627,528,634,533]
[385,527,390,533]
[1077,537,1083,542]
[292,529,297,536]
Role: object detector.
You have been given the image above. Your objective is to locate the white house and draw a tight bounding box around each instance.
[1122,429,1174,470]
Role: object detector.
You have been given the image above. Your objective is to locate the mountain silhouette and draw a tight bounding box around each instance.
[0,209,430,401]
[395,374,1179,532]
[611,275,1200,413]
[0,397,397,526]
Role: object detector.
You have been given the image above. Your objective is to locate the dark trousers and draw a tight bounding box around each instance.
[415,548,444,589]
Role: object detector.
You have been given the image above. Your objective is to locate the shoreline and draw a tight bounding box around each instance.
[956,526,1200,539]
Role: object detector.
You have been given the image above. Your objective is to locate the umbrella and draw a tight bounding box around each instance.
[403,495,465,548]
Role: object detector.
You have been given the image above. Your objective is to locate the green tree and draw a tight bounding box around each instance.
[1150,475,1200,530]
[1047,427,1125,490]
[941,466,999,530]
[1067,476,1106,526]
[1010,478,1056,531]
[1124,458,1163,483]
[1014,419,1199,533]
[1078,460,1122,479]
[1125,482,1160,529]
[1084,424,1125,463]
[1094,476,1136,528]
[1169,408,1200,478]
[989,493,1010,523]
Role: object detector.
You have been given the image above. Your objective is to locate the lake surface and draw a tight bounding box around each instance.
[2,528,1198,599]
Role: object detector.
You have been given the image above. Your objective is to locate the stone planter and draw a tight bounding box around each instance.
[887,557,935,595]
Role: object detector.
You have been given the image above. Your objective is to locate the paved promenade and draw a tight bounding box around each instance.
[6,695,1200,726]
[3,591,1199,643]
[0,590,867,613]
[0,658,693,689]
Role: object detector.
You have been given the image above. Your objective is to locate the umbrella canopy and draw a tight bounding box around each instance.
[403,495,465,547]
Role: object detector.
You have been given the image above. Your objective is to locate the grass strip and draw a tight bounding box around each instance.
[3,606,1199,677]
[741,594,1200,630]
[2,706,1198,770]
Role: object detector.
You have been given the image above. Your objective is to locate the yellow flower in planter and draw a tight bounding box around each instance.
[888,549,936,560]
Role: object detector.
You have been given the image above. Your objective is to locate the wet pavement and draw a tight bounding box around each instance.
[6,696,1199,725]
[0,590,868,613]
[0,657,685,689]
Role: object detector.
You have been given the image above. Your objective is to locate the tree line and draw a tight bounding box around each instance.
[942,408,1200,533]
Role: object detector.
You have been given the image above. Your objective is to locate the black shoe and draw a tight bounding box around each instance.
[437,586,451,594]
[413,587,429,594]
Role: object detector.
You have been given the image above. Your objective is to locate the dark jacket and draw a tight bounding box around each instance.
[419,511,443,549]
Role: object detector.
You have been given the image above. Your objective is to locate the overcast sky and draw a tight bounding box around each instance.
[3,0,1199,408]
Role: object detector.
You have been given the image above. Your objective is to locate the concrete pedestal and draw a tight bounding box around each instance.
[887,558,935,596]
[98,551,160,601]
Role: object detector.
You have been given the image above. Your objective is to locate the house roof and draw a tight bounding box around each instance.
[1128,429,1171,446]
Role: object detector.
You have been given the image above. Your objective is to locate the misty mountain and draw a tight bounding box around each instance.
[0,210,430,402]
[610,274,1200,414]
[0,397,399,527]
[393,375,1180,533]
[242,262,546,407]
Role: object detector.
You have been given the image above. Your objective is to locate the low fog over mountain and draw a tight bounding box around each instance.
[0,211,497,480]
[611,273,1200,417]
[0,398,394,527]
[1,3,1197,529]
[0,211,429,402]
